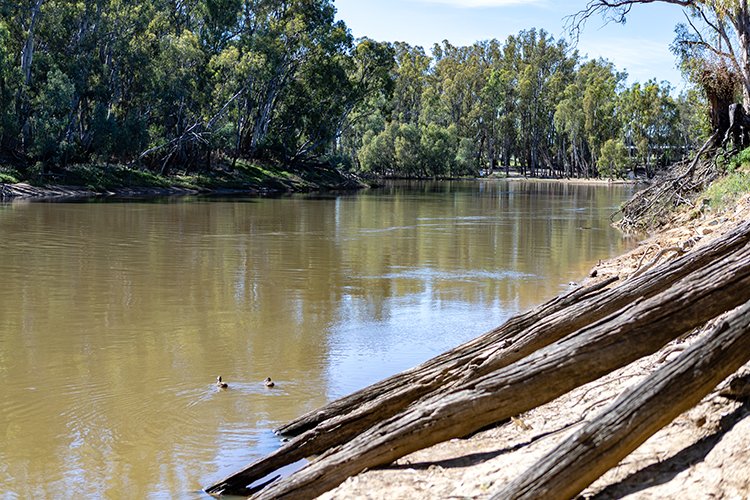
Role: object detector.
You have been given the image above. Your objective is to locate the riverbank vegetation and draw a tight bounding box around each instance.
[0,0,710,189]
[351,36,707,179]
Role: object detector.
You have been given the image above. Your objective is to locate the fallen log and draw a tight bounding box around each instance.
[277,278,616,436]
[494,300,750,500]
[246,236,750,499]
[205,278,616,495]
[205,221,750,496]
[279,221,750,437]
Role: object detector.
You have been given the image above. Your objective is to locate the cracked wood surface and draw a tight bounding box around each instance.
[494,301,750,499]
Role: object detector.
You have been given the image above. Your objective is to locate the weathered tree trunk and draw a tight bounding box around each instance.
[734,4,750,110]
[208,230,750,498]
[495,300,750,500]
[205,222,750,496]
[725,103,750,149]
[278,220,750,437]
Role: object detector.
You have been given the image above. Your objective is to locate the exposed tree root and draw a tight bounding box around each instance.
[615,136,722,233]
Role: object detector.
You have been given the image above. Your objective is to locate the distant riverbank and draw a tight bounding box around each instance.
[1,161,643,202]
[0,160,368,201]
[482,169,644,185]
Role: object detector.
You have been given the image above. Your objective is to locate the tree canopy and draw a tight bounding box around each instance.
[571,1,750,139]
[0,1,708,180]
[349,30,705,179]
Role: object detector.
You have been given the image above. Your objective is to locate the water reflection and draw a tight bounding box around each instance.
[0,180,635,498]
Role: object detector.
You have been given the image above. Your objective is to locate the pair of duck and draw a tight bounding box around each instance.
[215,376,274,389]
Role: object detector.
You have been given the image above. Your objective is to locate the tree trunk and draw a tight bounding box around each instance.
[19,0,45,151]
[243,241,750,499]
[737,7,750,110]
[278,220,750,438]
[495,300,750,500]
[205,222,750,498]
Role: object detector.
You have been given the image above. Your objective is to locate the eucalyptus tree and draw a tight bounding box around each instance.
[571,0,750,129]
[421,40,501,175]
[0,16,20,153]
[471,39,503,172]
[512,29,576,176]
[4,0,44,152]
[326,38,395,161]
[423,41,480,135]
[483,37,520,174]
[619,79,682,176]
[391,42,431,124]
[224,0,346,158]
[598,137,631,177]
[555,59,625,176]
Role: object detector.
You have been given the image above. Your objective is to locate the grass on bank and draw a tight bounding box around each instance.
[0,171,19,184]
[1,157,366,193]
[703,169,750,210]
[703,147,750,210]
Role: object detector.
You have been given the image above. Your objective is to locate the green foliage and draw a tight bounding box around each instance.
[703,170,750,210]
[359,124,396,175]
[455,137,477,175]
[29,68,76,162]
[729,146,750,172]
[394,123,422,175]
[555,59,625,176]
[0,169,18,184]
[0,1,702,182]
[598,139,630,178]
[618,80,682,177]
[420,124,457,177]
[0,0,394,174]
[346,29,697,179]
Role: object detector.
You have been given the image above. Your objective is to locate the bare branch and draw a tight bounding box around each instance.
[566,0,695,42]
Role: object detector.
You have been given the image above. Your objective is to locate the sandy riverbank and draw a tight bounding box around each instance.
[317,195,750,500]
[482,171,643,185]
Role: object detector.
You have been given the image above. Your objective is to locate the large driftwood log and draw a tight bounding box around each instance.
[245,238,750,499]
[494,300,750,500]
[206,279,617,495]
[204,222,750,496]
[280,221,750,436]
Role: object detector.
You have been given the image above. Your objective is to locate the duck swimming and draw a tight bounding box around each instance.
[216,376,228,389]
[263,377,275,388]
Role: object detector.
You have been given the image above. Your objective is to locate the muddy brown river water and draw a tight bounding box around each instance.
[0,180,635,498]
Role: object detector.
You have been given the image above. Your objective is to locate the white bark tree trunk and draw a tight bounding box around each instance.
[19,0,45,150]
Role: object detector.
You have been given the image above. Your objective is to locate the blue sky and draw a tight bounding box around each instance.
[334,0,689,90]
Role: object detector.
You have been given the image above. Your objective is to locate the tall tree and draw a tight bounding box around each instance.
[555,59,625,176]
[571,1,750,108]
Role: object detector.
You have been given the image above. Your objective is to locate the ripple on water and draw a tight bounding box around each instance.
[360,268,535,282]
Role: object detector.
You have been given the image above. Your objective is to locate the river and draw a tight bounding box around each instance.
[0,180,635,498]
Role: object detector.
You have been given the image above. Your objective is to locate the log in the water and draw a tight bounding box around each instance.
[244,238,750,499]
[279,221,750,437]
[278,278,617,436]
[204,222,750,496]
[204,279,617,495]
[494,300,750,500]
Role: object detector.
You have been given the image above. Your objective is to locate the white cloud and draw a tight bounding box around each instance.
[413,0,543,7]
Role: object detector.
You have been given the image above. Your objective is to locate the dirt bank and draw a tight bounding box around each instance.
[318,195,750,500]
